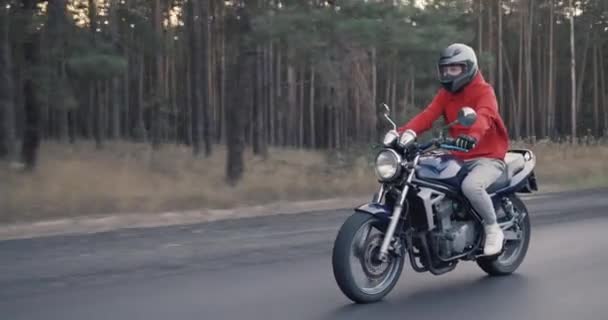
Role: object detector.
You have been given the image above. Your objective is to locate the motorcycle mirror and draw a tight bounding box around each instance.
[382,103,397,130]
[457,107,477,127]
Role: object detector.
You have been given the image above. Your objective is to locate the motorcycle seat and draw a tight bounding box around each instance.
[486,153,526,193]
[505,152,526,179]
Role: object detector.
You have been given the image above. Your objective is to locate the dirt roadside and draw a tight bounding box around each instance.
[0,191,560,241]
[0,196,370,241]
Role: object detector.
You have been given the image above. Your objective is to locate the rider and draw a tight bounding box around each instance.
[396,43,509,256]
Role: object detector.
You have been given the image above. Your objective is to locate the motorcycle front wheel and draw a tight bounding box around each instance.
[332,212,404,304]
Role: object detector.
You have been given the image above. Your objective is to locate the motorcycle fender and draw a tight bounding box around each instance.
[354,202,392,222]
[519,171,538,193]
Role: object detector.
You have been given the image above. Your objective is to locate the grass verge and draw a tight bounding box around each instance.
[1,141,607,223]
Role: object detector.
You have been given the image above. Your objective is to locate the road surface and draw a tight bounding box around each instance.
[0,189,607,320]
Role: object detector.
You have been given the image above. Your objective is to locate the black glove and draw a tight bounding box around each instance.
[454,135,477,150]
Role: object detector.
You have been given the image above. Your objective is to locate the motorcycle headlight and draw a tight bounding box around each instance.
[375,149,402,181]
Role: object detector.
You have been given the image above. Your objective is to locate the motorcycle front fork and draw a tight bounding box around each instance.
[378,155,420,262]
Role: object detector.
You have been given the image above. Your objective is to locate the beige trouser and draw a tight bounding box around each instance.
[461,158,507,225]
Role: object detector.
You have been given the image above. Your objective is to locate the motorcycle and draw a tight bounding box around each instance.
[332,104,538,304]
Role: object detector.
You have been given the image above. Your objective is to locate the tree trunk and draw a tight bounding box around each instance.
[103,81,110,140]
[298,67,305,148]
[151,0,163,149]
[575,31,591,113]
[187,0,202,155]
[497,0,504,118]
[537,29,545,138]
[253,45,267,156]
[599,44,607,136]
[20,0,41,170]
[477,0,483,54]
[593,44,599,136]
[59,103,69,142]
[354,73,360,141]
[109,0,121,140]
[110,80,120,140]
[184,50,192,145]
[287,58,296,146]
[201,0,212,156]
[385,69,391,108]
[137,53,147,142]
[569,0,576,141]
[268,42,275,146]
[88,0,102,148]
[124,19,132,140]
[391,68,397,120]
[170,43,178,143]
[253,45,261,154]
[67,109,75,143]
[525,0,534,138]
[47,0,70,142]
[309,65,316,148]
[487,1,495,86]
[38,20,48,139]
[371,47,378,141]
[226,7,253,186]
[334,96,340,149]
[219,10,226,144]
[207,13,216,146]
[92,84,103,149]
[263,44,270,149]
[503,44,518,138]
[515,3,524,139]
[276,48,283,146]
[411,65,415,110]
[547,0,555,137]
[0,2,15,159]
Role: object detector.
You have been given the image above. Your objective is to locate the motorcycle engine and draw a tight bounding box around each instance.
[430,199,478,259]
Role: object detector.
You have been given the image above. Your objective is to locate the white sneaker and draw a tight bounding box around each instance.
[484,223,505,256]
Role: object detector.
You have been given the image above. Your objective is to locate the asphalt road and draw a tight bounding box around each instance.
[1,189,607,320]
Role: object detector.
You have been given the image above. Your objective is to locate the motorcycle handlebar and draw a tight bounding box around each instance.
[416,137,468,153]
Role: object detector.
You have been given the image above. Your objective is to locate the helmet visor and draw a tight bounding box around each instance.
[439,64,466,78]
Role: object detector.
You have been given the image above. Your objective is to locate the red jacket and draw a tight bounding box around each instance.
[398,73,509,161]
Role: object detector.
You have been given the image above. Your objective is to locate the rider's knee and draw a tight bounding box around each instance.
[461,178,484,197]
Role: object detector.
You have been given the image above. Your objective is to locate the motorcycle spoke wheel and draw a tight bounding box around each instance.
[349,222,401,295]
[332,212,404,303]
[498,222,526,265]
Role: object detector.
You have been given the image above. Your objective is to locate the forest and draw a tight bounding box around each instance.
[0,0,607,185]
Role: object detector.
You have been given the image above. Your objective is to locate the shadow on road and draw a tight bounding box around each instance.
[325,273,537,320]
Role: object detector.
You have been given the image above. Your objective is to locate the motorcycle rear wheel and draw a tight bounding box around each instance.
[477,195,531,276]
[332,212,404,304]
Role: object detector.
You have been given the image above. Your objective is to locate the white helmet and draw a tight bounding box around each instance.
[437,43,479,92]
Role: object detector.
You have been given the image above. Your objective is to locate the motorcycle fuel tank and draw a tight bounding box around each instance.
[416,154,465,182]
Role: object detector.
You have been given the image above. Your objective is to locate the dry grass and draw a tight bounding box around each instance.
[2,140,608,223]
[0,142,377,223]
[516,141,608,191]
